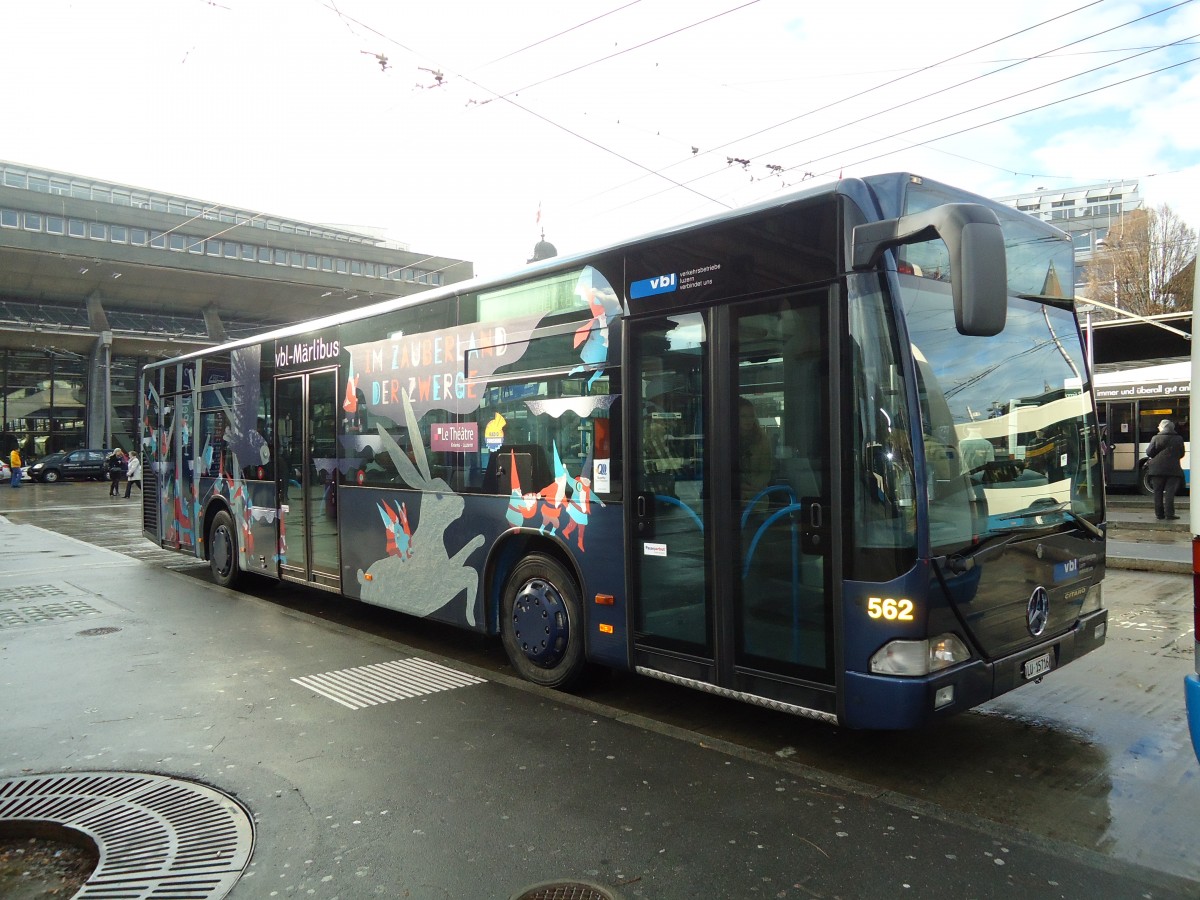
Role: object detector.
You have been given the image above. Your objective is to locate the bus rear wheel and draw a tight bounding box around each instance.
[1139,464,1154,496]
[501,553,586,689]
[209,509,241,589]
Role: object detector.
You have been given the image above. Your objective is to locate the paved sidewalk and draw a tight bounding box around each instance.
[1,513,1196,899]
[1106,498,1193,574]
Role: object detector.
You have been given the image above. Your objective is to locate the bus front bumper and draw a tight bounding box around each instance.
[842,609,1108,729]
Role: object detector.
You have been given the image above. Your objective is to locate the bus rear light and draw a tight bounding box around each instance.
[870,633,970,676]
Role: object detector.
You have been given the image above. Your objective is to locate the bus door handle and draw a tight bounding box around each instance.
[802,497,825,553]
[636,492,654,539]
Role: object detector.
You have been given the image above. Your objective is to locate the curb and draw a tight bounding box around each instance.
[1107,556,1190,575]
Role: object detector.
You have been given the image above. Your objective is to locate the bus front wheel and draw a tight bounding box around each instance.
[1139,464,1154,496]
[501,553,586,689]
[209,509,241,589]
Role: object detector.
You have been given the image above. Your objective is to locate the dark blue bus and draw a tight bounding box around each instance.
[141,173,1108,729]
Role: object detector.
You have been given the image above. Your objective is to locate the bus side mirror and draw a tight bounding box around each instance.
[851,203,1007,337]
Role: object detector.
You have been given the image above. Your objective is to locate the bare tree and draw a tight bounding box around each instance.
[1083,204,1196,317]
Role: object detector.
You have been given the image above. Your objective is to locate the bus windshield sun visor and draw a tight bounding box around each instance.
[851,203,1007,337]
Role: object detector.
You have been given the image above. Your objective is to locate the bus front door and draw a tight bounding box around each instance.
[629,293,835,710]
[275,370,341,591]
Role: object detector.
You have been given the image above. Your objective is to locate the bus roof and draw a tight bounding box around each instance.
[143,172,1065,370]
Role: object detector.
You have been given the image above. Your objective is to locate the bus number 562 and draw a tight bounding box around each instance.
[867,596,915,621]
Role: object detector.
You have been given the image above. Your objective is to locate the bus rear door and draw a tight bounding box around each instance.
[275,369,341,591]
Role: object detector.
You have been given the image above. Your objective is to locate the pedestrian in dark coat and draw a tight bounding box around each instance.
[1146,419,1186,520]
[107,448,128,497]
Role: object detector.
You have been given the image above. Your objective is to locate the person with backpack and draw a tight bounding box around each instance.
[107,447,128,497]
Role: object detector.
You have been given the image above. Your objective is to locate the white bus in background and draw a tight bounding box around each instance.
[1090,359,1190,494]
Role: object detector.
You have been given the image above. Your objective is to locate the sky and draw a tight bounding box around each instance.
[4,0,1198,279]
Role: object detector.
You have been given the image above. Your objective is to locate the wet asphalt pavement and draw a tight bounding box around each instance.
[1,483,1197,899]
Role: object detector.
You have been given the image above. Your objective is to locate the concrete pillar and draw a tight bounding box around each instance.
[203,306,227,343]
[87,331,113,448]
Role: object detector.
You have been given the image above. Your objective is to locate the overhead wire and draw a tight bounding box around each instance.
[595,4,1196,216]
[315,0,1195,250]
[801,54,1200,181]
[780,31,1200,177]
[317,0,741,208]
[753,1,1198,171]
[572,0,1115,205]
[470,0,763,103]
[474,0,644,69]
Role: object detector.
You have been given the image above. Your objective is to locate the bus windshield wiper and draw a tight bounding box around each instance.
[1061,508,1104,539]
[941,530,1028,574]
[997,501,1103,539]
[996,499,1066,522]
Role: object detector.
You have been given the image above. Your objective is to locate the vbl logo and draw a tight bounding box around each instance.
[630,272,678,300]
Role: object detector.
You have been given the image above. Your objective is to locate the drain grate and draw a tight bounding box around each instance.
[0,600,102,629]
[510,880,621,900]
[0,583,68,604]
[291,657,486,710]
[0,771,254,900]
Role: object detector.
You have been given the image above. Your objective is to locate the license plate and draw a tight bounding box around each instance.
[1023,651,1053,680]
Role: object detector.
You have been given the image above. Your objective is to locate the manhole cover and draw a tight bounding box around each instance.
[77,626,121,637]
[0,771,254,900]
[510,880,621,900]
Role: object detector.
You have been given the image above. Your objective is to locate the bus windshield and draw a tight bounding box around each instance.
[901,275,1103,556]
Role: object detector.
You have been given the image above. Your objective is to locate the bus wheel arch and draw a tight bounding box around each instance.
[494,537,587,689]
[207,504,241,589]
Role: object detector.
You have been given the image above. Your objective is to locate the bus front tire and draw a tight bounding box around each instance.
[500,553,586,690]
[209,509,241,589]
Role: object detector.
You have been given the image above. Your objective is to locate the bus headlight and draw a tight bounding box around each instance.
[1079,582,1102,615]
[870,633,970,676]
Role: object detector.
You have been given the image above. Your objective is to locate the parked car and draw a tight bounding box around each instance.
[27,449,111,483]
[1,459,32,482]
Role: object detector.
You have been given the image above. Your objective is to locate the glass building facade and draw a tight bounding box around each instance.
[1,349,143,458]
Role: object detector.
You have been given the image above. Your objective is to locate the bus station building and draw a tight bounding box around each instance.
[0,160,472,460]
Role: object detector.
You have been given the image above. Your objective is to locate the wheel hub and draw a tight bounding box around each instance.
[511,577,568,668]
[212,525,233,578]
